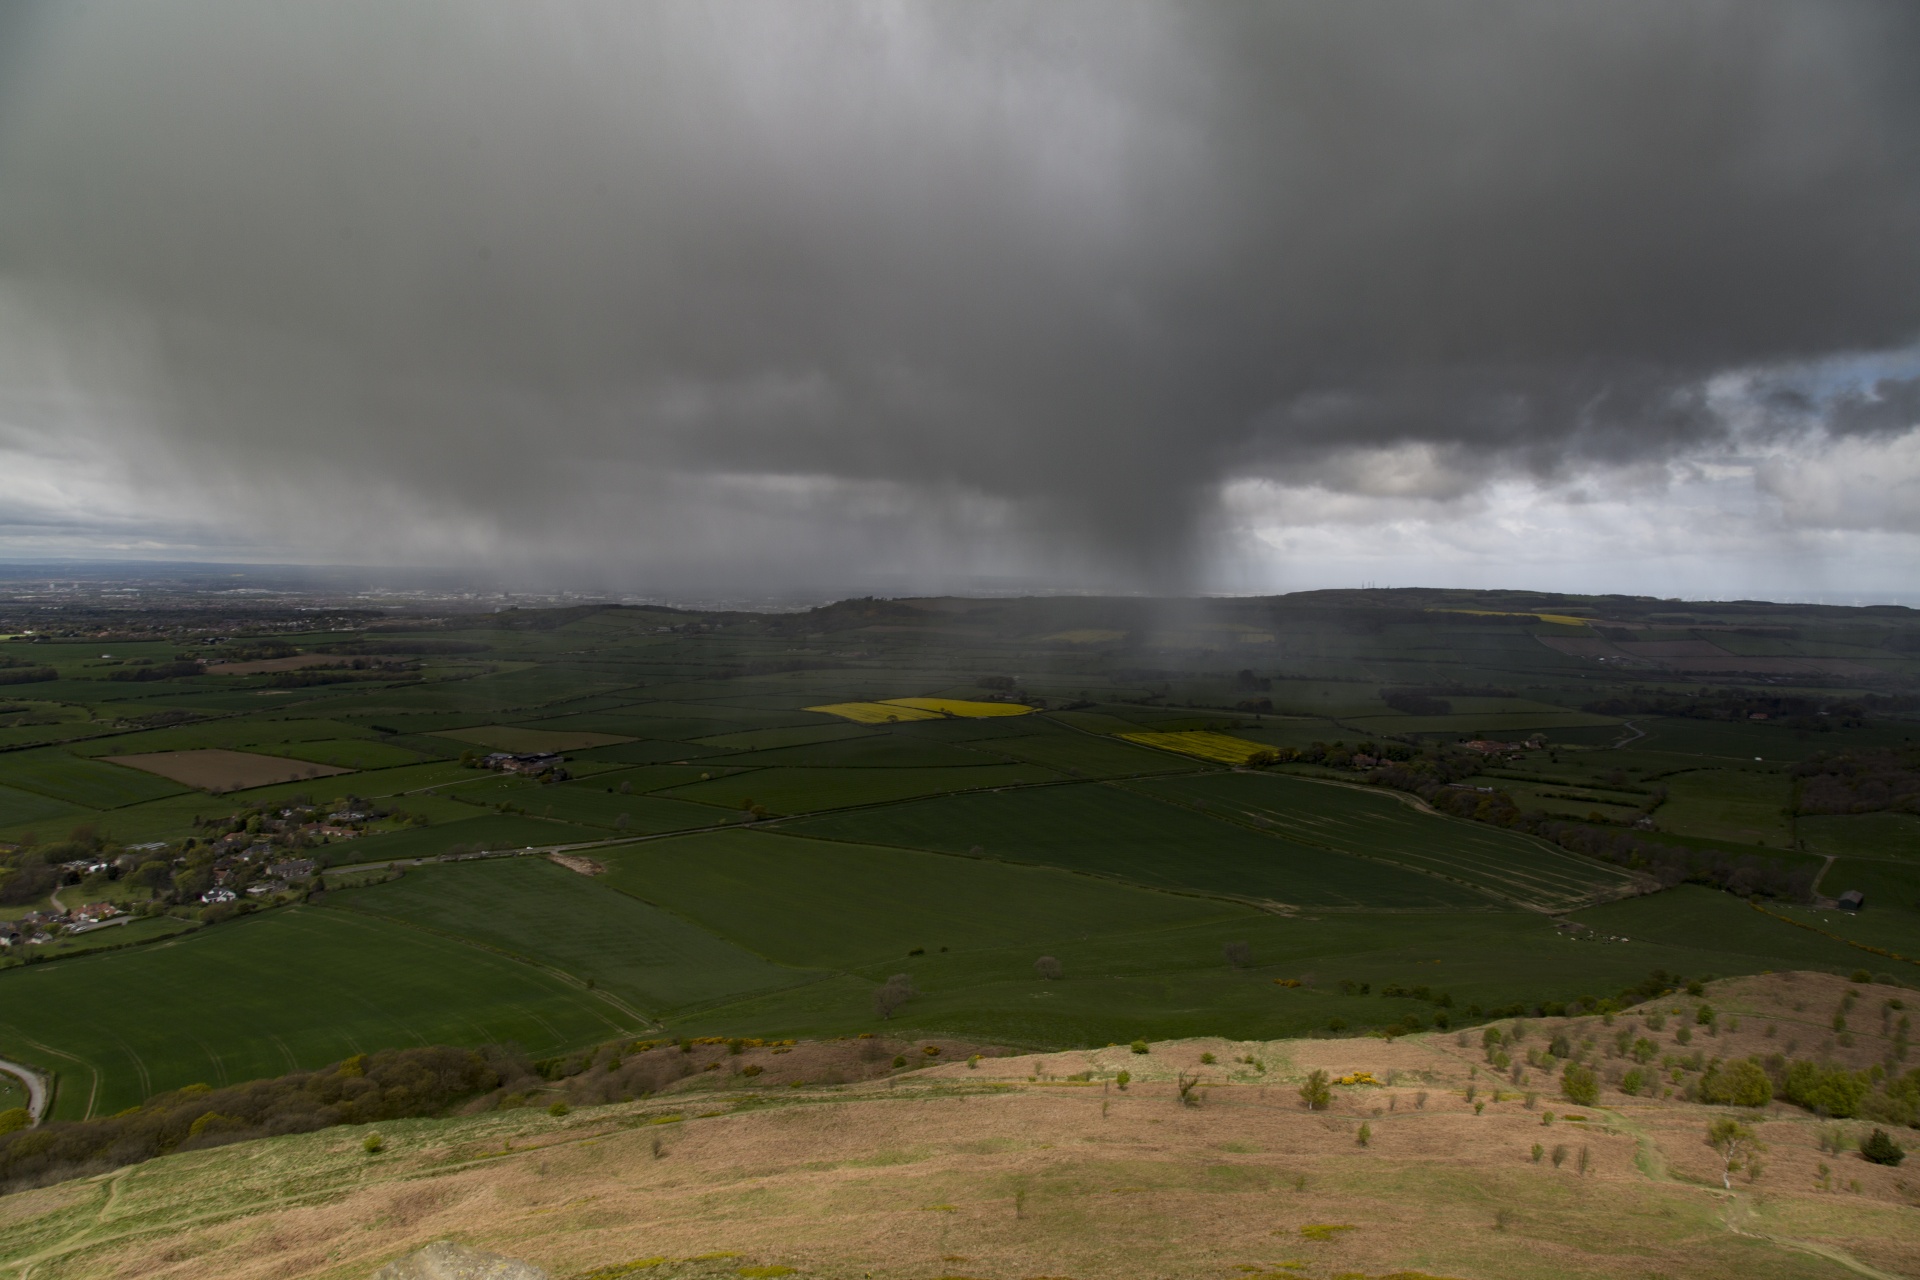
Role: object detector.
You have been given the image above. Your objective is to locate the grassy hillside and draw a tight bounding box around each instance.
[2,974,1914,1280]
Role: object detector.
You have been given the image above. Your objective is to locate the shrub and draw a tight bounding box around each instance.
[1115,1070,1131,1091]
[1200,1052,1215,1064]
[1130,1039,1150,1055]
[548,1101,570,1117]
[891,1056,907,1069]
[873,973,918,1019]
[1561,1064,1598,1107]
[1860,1128,1906,1166]
[1530,1142,1543,1163]
[0,1109,28,1137]
[363,1132,384,1153]
[1299,1069,1331,1111]
[1620,1068,1646,1097]
[1700,1059,1772,1108]
[1034,955,1063,981]
[1356,1122,1371,1147]
[1786,1061,1869,1118]
[1550,1144,1568,1168]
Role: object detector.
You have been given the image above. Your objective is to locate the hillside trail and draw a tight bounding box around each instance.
[1606,1105,1900,1280]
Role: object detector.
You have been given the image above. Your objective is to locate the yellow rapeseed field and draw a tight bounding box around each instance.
[807,698,1034,724]
[1431,607,1591,627]
[881,697,1032,717]
[1115,730,1274,764]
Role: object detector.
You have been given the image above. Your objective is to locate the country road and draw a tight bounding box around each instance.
[0,1056,49,1125]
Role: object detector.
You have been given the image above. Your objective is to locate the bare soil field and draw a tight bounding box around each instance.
[101,748,353,790]
[2,974,1914,1280]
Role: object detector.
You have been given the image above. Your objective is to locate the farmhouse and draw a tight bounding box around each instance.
[482,751,566,775]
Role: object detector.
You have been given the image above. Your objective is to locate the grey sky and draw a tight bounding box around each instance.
[1,1,1917,597]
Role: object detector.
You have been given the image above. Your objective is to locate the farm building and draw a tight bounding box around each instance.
[1837,889,1865,911]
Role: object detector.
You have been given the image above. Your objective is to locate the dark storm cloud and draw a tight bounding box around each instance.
[0,1,1917,586]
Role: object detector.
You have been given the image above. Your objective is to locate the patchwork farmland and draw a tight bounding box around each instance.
[0,587,1914,1134]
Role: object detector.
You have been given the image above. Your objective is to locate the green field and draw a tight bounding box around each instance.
[325,858,806,1011]
[0,906,638,1120]
[1799,811,1920,861]
[1655,768,1795,846]
[1126,772,1640,909]
[781,781,1498,908]
[596,827,1248,971]
[657,763,1063,815]
[0,747,188,809]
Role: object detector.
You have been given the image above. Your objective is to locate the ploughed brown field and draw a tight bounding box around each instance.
[102,748,353,790]
[3,974,1914,1280]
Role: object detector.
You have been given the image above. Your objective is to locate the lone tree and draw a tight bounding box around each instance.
[1860,1128,1906,1166]
[873,973,918,1020]
[1706,1118,1765,1189]
[1223,940,1253,969]
[1034,955,1063,981]
[1299,1069,1331,1111]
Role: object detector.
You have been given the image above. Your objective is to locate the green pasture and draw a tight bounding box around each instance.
[1631,718,1808,761]
[595,827,1247,972]
[690,722,875,751]
[967,724,1188,778]
[321,814,601,864]
[1126,772,1638,910]
[781,782,1497,909]
[0,905,637,1119]
[1823,858,1920,916]
[515,786,730,833]
[711,732,1000,769]
[679,901,1834,1046]
[63,718,374,757]
[1568,885,1878,974]
[1799,812,1920,861]
[1655,768,1794,846]
[658,763,1062,815]
[578,763,751,794]
[262,737,434,769]
[324,858,805,1012]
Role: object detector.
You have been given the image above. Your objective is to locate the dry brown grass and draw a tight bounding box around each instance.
[102,749,352,790]
[4,974,1916,1280]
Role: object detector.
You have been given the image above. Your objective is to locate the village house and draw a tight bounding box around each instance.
[268,858,317,880]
